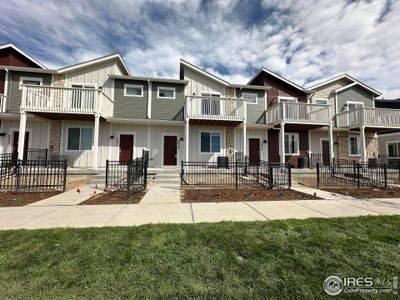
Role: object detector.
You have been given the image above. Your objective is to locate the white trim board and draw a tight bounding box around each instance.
[0,43,46,69]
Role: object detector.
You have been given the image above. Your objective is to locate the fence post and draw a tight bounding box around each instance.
[105,160,109,188]
[268,165,273,189]
[288,163,291,189]
[244,155,248,175]
[143,157,148,188]
[127,160,131,196]
[357,163,361,189]
[63,159,67,191]
[235,160,238,189]
[384,163,387,189]
[316,163,320,189]
[16,160,20,191]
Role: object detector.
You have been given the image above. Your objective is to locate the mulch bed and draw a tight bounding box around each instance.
[324,187,400,199]
[0,191,61,207]
[79,190,146,205]
[182,188,321,203]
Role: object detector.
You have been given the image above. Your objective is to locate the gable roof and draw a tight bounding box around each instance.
[58,53,130,75]
[0,42,46,69]
[307,73,381,96]
[247,67,309,93]
[180,59,230,86]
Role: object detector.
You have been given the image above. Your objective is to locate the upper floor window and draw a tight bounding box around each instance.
[19,77,42,89]
[67,127,93,151]
[284,133,299,155]
[124,84,143,97]
[387,142,400,158]
[349,136,361,156]
[158,87,176,99]
[242,92,258,104]
[315,98,328,105]
[278,96,298,103]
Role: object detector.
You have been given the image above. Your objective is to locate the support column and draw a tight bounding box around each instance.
[185,119,189,161]
[328,123,334,164]
[92,113,100,169]
[265,129,269,161]
[360,126,367,163]
[17,111,27,160]
[242,122,247,158]
[279,123,285,164]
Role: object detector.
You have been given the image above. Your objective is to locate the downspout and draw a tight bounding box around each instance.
[4,68,9,111]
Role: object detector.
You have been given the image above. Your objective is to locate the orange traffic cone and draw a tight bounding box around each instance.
[76,188,81,193]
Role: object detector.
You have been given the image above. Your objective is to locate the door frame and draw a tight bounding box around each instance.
[117,131,136,161]
[162,133,179,166]
[9,127,32,153]
[320,138,330,164]
[248,137,261,161]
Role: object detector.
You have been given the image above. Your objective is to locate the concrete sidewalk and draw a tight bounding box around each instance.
[1,198,399,230]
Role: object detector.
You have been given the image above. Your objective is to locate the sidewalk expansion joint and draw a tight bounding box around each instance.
[291,201,331,217]
[190,203,195,223]
[244,202,269,220]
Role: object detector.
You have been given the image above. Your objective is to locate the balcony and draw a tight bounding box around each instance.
[266,102,331,129]
[185,96,246,126]
[336,107,400,132]
[21,85,114,119]
[0,93,6,113]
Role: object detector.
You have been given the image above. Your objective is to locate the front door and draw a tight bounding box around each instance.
[13,131,29,160]
[163,136,177,166]
[322,140,330,166]
[119,134,134,162]
[249,138,260,164]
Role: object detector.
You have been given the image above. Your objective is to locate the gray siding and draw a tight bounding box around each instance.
[151,82,185,121]
[113,79,148,119]
[236,88,266,124]
[337,85,374,112]
[8,71,52,113]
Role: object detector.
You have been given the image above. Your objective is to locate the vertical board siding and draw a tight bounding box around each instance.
[183,67,226,96]
[235,128,268,161]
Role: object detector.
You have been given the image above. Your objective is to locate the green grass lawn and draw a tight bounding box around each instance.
[0,216,399,299]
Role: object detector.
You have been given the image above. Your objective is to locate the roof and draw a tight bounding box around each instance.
[58,53,130,75]
[247,67,309,93]
[0,42,47,69]
[375,99,400,109]
[0,65,57,74]
[307,73,381,96]
[180,59,230,86]
[228,83,270,90]
[109,74,188,85]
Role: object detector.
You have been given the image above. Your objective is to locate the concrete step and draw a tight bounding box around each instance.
[148,168,180,174]
[156,178,181,184]
[155,174,180,179]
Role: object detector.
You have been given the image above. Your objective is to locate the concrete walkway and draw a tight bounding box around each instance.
[1,198,399,230]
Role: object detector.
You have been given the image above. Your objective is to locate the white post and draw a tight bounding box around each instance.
[242,122,247,158]
[265,129,269,161]
[185,119,189,161]
[17,111,27,160]
[329,122,334,164]
[360,126,367,163]
[92,113,100,169]
[280,124,285,164]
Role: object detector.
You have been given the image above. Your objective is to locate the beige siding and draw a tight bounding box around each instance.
[183,66,226,96]
[378,133,400,157]
[235,128,268,161]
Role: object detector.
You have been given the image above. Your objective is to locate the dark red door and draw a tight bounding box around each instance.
[164,136,177,166]
[322,140,330,166]
[13,131,29,160]
[119,134,134,162]
[249,138,260,164]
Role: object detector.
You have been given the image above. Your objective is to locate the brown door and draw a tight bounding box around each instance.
[322,140,330,166]
[163,136,177,166]
[13,131,29,160]
[249,138,260,164]
[119,134,134,162]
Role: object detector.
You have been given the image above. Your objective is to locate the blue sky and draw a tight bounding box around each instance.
[1,0,399,97]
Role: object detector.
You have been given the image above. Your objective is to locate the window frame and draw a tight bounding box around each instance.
[70,83,96,89]
[387,141,400,158]
[66,127,93,151]
[199,131,222,154]
[314,98,329,105]
[242,92,258,105]
[19,76,43,89]
[157,86,176,99]
[348,136,361,157]
[124,84,143,97]
[278,96,298,103]
[284,132,300,155]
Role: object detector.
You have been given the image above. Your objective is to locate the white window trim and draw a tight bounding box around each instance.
[201,91,222,97]
[199,131,222,154]
[346,101,364,110]
[66,126,93,152]
[348,136,361,157]
[242,92,258,105]
[124,84,143,97]
[278,96,298,103]
[70,83,97,89]
[386,141,400,158]
[157,86,176,99]
[19,76,43,89]
[314,97,329,105]
[284,132,300,155]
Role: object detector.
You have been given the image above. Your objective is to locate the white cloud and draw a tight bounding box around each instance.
[0,0,399,97]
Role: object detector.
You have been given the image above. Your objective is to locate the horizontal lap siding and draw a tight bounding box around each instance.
[8,71,52,113]
[113,79,148,119]
[236,88,266,124]
[337,85,374,111]
[151,82,185,121]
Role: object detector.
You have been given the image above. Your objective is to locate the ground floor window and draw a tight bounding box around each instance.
[67,127,93,150]
[387,142,400,158]
[200,132,221,153]
[349,136,361,156]
[284,133,299,155]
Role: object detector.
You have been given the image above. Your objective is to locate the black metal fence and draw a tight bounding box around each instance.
[27,148,48,161]
[0,159,67,191]
[316,161,400,189]
[105,153,148,195]
[181,159,291,189]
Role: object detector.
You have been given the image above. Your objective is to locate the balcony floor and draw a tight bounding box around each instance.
[347,126,400,133]
[29,112,102,121]
[273,123,329,130]
[189,119,243,127]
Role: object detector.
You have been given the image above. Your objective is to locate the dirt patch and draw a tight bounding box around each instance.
[182,188,321,203]
[0,191,61,207]
[324,187,400,199]
[66,175,93,191]
[79,189,146,205]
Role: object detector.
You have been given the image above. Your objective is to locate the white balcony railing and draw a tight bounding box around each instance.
[336,107,400,129]
[266,102,331,125]
[21,85,114,117]
[0,93,6,113]
[185,96,246,121]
